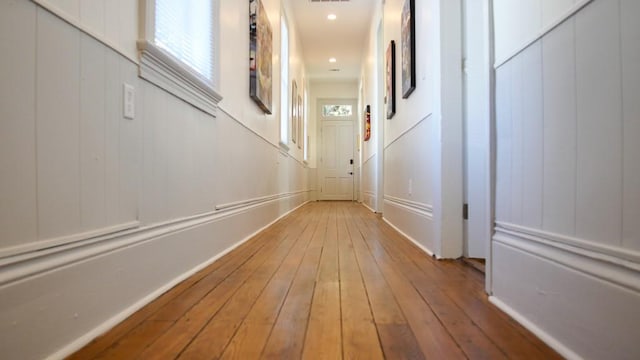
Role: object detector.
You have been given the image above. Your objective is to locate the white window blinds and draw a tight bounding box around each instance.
[154,0,213,82]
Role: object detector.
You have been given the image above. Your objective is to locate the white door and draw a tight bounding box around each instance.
[462,0,492,259]
[318,100,356,201]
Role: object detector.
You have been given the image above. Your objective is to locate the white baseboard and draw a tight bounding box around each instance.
[492,227,640,359]
[382,217,435,258]
[0,198,309,360]
[362,202,376,213]
[28,200,310,360]
[488,296,582,360]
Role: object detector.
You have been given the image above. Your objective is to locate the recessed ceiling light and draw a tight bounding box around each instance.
[327,14,337,20]
[329,57,337,63]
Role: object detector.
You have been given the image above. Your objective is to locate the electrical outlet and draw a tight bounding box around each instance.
[123,83,135,119]
[408,178,413,196]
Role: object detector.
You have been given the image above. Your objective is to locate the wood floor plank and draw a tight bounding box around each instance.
[93,321,173,360]
[261,203,331,359]
[178,210,317,359]
[357,205,562,359]
[221,211,322,359]
[68,211,302,360]
[343,207,425,359]
[301,281,342,360]
[337,208,384,360]
[66,279,196,360]
[351,209,467,359]
[136,214,311,359]
[301,204,342,360]
[356,211,508,359]
[70,202,562,360]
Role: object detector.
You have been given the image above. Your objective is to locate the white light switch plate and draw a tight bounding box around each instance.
[123,83,135,119]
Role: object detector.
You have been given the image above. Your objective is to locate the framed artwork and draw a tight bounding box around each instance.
[363,105,371,141]
[297,95,303,149]
[292,80,297,144]
[249,0,272,114]
[401,0,416,98]
[386,40,396,119]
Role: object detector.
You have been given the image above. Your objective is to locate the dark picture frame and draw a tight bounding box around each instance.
[401,0,416,98]
[291,80,297,144]
[386,40,396,119]
[249,0,273,114]
[363,105,371,141]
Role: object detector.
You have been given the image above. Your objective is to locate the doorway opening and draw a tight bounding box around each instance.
[317,99,357,201]
[462,0,494,291]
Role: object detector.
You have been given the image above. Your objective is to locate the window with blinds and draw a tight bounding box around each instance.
[138,0,222,116]
[154,0,214,83]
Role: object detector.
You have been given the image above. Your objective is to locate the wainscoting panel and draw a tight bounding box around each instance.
[0,0,38,248]
[574,0,623,245]
[493,0,640,357]
[492,225,640,360]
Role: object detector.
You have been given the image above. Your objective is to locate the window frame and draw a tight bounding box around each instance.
[279,14,290,149]
[138,0,222,116]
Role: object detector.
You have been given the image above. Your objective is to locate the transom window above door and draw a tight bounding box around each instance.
[322,104,353,118]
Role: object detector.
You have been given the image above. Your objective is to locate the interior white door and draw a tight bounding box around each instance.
[318,100,355,201]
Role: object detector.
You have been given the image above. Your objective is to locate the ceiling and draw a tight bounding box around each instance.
[286,0,376,81]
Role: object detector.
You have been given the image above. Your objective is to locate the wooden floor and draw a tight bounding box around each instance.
[70,202,561,359]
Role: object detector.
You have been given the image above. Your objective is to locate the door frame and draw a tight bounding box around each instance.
[317,98,358,201]
[461,0,495,294]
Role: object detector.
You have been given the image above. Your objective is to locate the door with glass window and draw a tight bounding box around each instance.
[318,99,356,201]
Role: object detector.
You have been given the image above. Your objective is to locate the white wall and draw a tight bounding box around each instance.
[358,0,464,258]
[29,0,138,60]
[359,4,383,211]
[493,0,587,66]
[492,0,640,358]
[0,1,309,359]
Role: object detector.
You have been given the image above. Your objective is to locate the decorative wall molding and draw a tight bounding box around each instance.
[45,198,310,360]
[384,113,431,150]
[0,192,309,288]
[363,153,377,165]
[217,106,307,167]
[383,195,433,219]
[494,0,594,69]
[0,221,140,262]
[31,0,138,64]
[494,222,640,294]
[215,190,310,211]
[138,40,223,118]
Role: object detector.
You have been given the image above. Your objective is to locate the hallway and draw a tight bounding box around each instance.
[71,202,559,359]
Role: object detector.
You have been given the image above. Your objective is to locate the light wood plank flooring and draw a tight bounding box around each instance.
[70,202,561,359]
